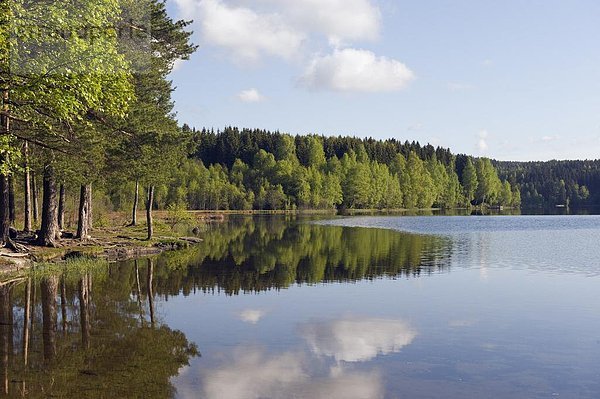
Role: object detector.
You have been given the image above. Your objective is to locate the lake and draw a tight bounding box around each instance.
[1,215,600,398]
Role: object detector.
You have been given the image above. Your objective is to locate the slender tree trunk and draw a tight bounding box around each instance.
[60,277,67,335]
[146,185,154,240]
[79,274,90,349]
[23,142,32,233]
[32,172,39,224]
[41,276,58,362]
[23,278,31,367]
[131,179,139,226]
[134,260,143,321]
[0,286,10,395]
[76,184,92,239]
[0,91,9,247]
[88,184,92,229]
[37,164,59,247]
[8,176,14,226]
[0,177,9,246]
[147,258,155,327]
[58,184,65,231]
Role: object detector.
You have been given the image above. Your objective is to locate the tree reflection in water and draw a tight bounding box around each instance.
[154,216,453,296]
[0,268,198,397]
[0,216,453,398]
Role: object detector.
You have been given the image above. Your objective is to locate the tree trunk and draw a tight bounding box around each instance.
[58,184,65,231]
[32,172,39,224]
[0,176,9,246]
[146,185,154,240]
[60,277,67,335]
[8,176,14,226]
[0,286,11,395]
[147,258,155,327]
[79,274,91,349]
[41,275,58,362]
[76,184,92,239]
[23,278,31,366]
[131,179,139,226]
[134,260,143,321]
[0,91,9,247]
[23,142,32,233]
[37,164,59,247]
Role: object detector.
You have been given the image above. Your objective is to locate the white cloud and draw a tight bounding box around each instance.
[300,48,415,93]
[175,0,383,63]
[172,58,185,72]
[196,0,305,63]
[482,59,494,67]
[263,0,381,45]
[478,130,489,152]
[448,82,475,91]
[173,0,197,18]
[236,89,265,103]
[190,347,383,399]
[301,317,417,362]
[201,350,304,399]
[237,308,266,323]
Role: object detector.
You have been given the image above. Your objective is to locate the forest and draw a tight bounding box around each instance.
[148,126,520,212]
[495,160,599,209]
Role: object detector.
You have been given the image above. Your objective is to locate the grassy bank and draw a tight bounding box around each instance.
[0,210,214,277]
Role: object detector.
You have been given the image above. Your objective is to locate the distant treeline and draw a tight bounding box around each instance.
[148,126,520,211]
[495,160,599,209]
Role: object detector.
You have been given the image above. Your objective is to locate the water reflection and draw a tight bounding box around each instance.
[0,217,451,398]
[0,267,198,398]
[190,347,384,399]
[187,316,416,399]
[237,309,266,324]
[301,318,417,362]
[154,216,453,296]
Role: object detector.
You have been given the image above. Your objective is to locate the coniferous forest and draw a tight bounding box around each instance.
[495,160,599,209]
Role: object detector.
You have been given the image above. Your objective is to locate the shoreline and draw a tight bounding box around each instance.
[0,206,557,281]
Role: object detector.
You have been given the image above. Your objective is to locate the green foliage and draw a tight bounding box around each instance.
[462,158,478,204]
[475,158,502,205]
[152,216,453,295]
[152,130,516,211]
[166,202,193,230]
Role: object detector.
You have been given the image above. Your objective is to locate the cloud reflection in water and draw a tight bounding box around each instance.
[193,347,383,399]
[301,317,417,362]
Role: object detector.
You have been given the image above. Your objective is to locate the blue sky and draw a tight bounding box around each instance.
[166,0,600,161]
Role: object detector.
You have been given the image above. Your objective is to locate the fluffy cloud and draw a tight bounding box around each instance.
[192,348,383,399]
[236,89,265,103]
[300,48,415,92]
[261,0,381,45]
[237,308,266,323]
[301,317,417,362]
[478,130,489,152]
[174,0,381,61]
[194,0,305,62]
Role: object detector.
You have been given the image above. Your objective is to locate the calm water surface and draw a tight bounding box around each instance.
[1,215,600,398]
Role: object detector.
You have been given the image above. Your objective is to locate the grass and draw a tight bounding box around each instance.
[0,210,212,281]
